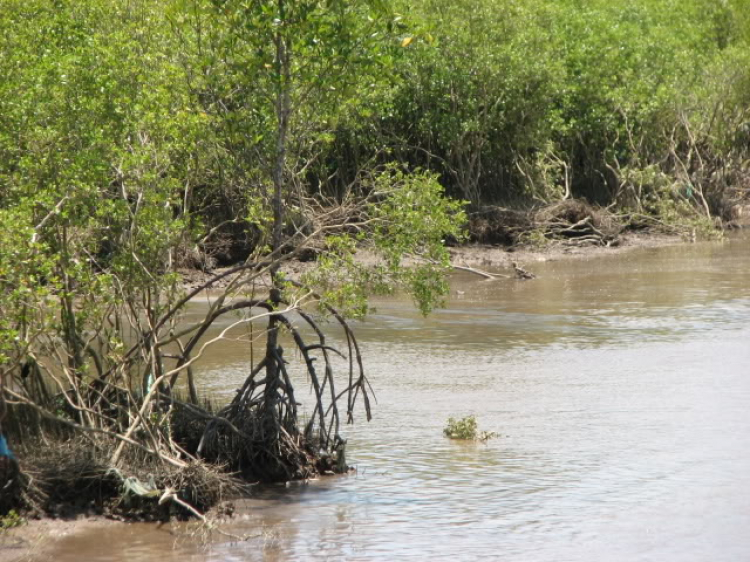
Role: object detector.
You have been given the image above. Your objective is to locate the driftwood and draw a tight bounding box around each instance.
[511,262,536,280]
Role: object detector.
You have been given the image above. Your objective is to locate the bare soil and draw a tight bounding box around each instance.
[180,230,687,292]
[446,231,685,270]
[0,517,118,562]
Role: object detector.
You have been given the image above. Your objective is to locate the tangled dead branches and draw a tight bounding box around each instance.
[8,436,242,521]
[191,292,370,482]
[530,200,621,247]
[469,200,622,247]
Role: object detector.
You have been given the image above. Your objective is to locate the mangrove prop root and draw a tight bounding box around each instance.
[1,262,373,518]
[193,306,368,482]
[162,279,371,483]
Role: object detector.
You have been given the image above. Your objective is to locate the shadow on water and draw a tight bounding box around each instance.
[31,234,750,561]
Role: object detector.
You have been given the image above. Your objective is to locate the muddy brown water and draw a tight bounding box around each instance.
[31,235,750,561]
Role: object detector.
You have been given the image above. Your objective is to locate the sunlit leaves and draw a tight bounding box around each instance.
[0,0,203,364]
[301,165,466,317]
[382,0,749,205]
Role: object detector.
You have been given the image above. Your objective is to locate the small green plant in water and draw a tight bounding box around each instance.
[443,416,497,441]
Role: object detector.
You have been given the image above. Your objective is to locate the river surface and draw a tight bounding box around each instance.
[39,236,750,561]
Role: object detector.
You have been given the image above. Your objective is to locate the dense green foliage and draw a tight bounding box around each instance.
[376,0,750,212]
[0,0,194,364]
[0,0,465,359]
[0,0,747,263]
[0,0,746,369]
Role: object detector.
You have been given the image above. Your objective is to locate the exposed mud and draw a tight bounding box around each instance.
[0,517,118,562]
[448,231,686,271]
[180,230,686,292]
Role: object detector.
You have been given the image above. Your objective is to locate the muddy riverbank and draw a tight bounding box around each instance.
[181,230,688,292]
[0,518,118,562]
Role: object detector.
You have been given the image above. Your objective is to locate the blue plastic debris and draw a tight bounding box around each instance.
[0,434,15,460]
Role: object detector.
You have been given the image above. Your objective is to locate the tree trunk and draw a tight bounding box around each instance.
[264,0,291,437]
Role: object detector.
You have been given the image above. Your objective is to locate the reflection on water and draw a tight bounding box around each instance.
[35,235,750,561]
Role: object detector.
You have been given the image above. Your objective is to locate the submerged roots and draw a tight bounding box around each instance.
[194,403,349,484]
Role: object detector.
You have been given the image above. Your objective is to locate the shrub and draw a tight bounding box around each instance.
[443,416,497,441]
